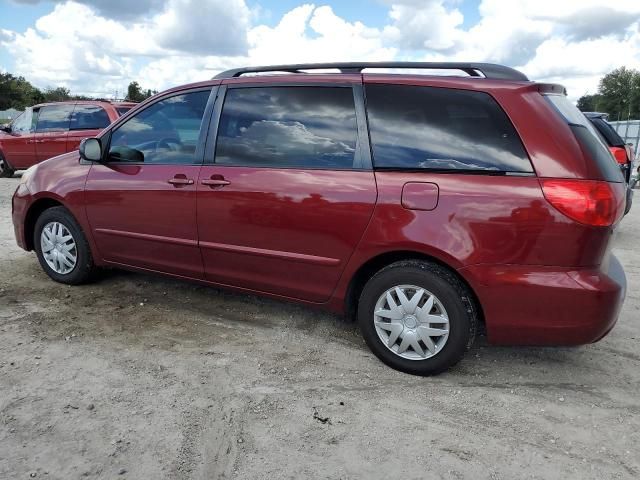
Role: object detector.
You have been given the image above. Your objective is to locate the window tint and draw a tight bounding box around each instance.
[365,84,532,172]
[215,87,358,169]
[108,90,210,164]
[70,104,111,131]
[36,105,73,132]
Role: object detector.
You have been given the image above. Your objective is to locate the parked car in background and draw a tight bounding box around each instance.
[112,101,138,116]
[11,62,628,375]
[584,112,635,182]
[0,100,124,177]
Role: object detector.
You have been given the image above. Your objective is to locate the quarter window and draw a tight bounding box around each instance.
[70,105,111,131]
[108,90,211,164]
[36,105,74,132]
[215,87,358,169]
[365,84,533,172]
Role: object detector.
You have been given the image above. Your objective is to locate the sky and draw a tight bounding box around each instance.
[1,0,640,100]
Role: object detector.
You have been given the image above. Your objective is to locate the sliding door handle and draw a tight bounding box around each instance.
[201,178,230,187]
[168,176,194,186]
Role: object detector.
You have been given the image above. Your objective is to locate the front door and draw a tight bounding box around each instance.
[197,84,377,302]
[0,108,36,169]
[85,89,213,278]
[33,104,74,163]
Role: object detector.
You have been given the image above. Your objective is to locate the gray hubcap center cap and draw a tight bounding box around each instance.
[404,315,417,329]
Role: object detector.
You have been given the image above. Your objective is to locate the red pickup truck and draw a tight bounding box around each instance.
[0,100,131,177]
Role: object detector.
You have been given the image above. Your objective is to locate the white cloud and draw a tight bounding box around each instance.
[405,0,640,98]
[10,0,167,21]
[382,0,464,52]
[154,0,250,55]
[247,5,395,65]
[2,0,640,101]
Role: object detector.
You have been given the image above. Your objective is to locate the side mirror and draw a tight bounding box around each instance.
[79,138,102,162]
[1,125,11,133]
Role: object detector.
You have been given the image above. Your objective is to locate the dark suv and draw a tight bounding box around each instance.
[11,63,627,375]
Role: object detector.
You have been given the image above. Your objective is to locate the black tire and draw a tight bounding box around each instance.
[0,152,15,178]
[34,206,95,285]
[358,260,478,376]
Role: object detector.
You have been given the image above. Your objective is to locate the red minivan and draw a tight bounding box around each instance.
[11,63,628,375]
[0,100,123,178]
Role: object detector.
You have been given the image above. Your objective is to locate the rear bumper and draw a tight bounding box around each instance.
[460,255,626,345]
[12,183,31,251]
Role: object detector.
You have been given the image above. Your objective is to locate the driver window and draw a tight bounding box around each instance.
[108,90,211,164]
[11,108,34,133]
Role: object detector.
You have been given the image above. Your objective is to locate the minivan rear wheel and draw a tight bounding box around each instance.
[0,153,15,178]
[358,261,477,375]
[34,206,95,285]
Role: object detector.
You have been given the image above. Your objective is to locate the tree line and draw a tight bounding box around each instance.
[3,67,638,120]
[577,67,640,121]
[0,72,157,110]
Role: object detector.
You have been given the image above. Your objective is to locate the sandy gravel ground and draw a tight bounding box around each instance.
[0,175,638,480]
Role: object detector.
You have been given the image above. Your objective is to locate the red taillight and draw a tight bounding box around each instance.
[540,179,624,227]
[609,146,628,165]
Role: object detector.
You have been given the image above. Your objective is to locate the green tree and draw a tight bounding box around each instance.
[126,81,143,102]
[576,93,602,113]
[125,81,156,102]
[42,86,71,102]
[0,73,43,109]
[596,67,640,121]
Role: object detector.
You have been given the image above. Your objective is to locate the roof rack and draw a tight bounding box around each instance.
[213,62,529,82]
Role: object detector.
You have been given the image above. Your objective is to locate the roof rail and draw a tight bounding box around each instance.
[213,62,529,82]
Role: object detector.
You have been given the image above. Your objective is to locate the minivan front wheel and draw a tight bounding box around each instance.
[358,261,477,375]
[34,206,95,284]
[0,153,15,178]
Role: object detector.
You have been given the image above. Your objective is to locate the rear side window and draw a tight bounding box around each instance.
[365,84,532,172]
[70,105,111,131]
[215,87,358,169]
[36,105,74,132]
[116,107,132,116]
[545,94,623,182]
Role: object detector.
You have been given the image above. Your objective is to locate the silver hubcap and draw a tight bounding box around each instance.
[40,222,77,275]
[0,158,5,172]
[374,285,449,360]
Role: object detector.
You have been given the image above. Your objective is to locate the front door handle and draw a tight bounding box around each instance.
[168,176,194,186]
[202,178,230,187]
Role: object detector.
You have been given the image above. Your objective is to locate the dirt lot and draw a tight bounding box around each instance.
[0,175,638,480]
